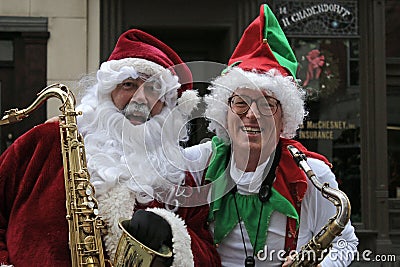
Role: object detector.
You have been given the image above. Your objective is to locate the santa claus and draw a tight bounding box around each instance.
[0,29,220,267]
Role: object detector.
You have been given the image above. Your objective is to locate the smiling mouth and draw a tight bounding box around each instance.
[241,126,262,134]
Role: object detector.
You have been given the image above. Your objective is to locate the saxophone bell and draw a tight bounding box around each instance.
[113,219,173,267]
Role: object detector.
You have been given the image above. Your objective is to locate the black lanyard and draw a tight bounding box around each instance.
[230,142,282,267]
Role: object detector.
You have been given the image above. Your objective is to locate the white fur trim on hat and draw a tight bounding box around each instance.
[96,57,181,108]
[204,67,306,140]
[146,208,194,267]
[104,58,167,78]
[177,90,200,116]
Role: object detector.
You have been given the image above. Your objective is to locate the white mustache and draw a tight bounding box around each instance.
[122,102,151,120]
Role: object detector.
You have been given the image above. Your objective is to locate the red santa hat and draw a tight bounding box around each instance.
[205,4,306,139]
[107,29,192,96]
[96,29,198,114]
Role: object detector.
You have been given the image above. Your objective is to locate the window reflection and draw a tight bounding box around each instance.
[292,38,361,221]
[386,1,400,199]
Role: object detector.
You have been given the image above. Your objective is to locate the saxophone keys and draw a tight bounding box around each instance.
[84,236,96,250]
[76,182,94,197]
[86,187,94,196]
[81,221,94,234]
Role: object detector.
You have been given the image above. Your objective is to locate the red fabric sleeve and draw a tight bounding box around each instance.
[176,172,220,266]
[0,122,70,266]
[0,142,16,265]
[178,204,221,266]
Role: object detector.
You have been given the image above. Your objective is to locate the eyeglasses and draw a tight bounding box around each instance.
[228,94,281,116]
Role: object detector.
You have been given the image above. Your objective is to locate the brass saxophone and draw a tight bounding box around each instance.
[287,145,351,267]
[0,84,108,267]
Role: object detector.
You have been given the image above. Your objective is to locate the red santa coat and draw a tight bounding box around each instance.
[0,122,220,267]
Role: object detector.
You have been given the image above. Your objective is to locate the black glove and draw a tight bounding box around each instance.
[126,209,173,253]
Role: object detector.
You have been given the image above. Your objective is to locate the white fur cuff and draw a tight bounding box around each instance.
[147,208,194,267]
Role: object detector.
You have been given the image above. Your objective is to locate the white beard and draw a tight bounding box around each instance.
[76,84,191,259]
[77,85,190,199]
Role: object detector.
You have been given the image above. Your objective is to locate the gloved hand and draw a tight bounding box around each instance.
[126,209,173,253]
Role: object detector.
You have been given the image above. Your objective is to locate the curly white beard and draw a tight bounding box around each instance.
[75,83,193,258]
[77,84,190,203]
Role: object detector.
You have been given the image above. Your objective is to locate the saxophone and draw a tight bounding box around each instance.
[287,145,351,267]
[0,84,108,267]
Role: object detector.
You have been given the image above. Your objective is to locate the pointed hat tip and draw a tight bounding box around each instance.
[228,4,298,78]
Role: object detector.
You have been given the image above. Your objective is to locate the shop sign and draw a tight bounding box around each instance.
[298,120,357,140]
[273,1,358,36]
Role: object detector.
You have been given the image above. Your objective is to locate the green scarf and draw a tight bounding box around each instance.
[206,136,299,253]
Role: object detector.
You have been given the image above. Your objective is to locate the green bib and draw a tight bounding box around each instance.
[206,136,299,253]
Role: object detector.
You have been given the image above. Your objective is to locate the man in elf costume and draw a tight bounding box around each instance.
[0,29,220,266]
[187,4,358,267]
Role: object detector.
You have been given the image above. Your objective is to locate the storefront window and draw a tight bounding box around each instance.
[0,40,13,61]
[388,124,400,198]
[292,38,361,222]
[272,0,360,221]
[385,0,400,58]
[386,0,400,199]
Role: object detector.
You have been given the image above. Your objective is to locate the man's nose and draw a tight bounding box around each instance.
[130,86,147,104]
[245,102,261,118]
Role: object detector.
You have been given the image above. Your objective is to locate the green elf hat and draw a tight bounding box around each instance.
[228,4,298,78]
